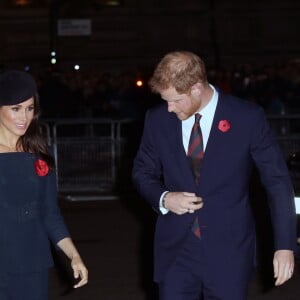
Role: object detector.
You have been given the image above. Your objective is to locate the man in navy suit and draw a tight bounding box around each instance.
[132,51,297,300]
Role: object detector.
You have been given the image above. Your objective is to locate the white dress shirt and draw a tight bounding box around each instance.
[182,85,218,153]
[160,85,219,213]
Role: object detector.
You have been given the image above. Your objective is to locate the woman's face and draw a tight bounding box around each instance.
[0,97,35,138]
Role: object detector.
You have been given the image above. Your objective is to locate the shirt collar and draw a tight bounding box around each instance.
[198,84,218,116]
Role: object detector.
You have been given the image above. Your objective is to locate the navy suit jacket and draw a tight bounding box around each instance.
[132,92,297,282]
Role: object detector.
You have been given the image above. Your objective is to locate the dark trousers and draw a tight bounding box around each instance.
[0,270,48,300]
[158,232,249,300]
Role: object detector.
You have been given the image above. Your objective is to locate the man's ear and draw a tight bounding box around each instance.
[190,82,202,97]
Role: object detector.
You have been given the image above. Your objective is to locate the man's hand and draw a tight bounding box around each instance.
[164,192,203,215]
[273,249,294,286]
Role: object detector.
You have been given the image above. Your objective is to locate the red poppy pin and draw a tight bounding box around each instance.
[218,120,231,132]
[34,159,49,176]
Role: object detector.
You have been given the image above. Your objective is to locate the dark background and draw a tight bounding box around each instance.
[1,0,300,72]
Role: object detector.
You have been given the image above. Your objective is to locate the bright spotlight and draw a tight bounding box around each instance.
[136,80,143,87]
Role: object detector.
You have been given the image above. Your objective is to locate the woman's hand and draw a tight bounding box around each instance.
[57,237,88,288]
[71,255,88,288]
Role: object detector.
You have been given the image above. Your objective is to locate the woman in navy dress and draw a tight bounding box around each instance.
[0,70,88,299]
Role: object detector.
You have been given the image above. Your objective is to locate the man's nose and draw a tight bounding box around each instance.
[167,102,174,112]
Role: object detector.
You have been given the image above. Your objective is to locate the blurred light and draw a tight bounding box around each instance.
[74,64,80,71]
[51,51,56,57]
[24,65,30,71]
[51,58,57,65]
[136,80,143,87]
[95,0,121,6]
[106,0,121,5]
[14,0,31,6]
[295,197,300,214]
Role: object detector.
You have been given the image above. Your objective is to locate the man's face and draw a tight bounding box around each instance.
[160,86,201,120]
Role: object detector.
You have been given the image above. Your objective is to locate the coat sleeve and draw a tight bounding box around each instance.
[43,169,70,244]
[132,110,167,213]
[250,107,297,251]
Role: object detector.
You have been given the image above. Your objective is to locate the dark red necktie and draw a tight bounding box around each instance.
[187,113,204,185]
[187,113,203,239]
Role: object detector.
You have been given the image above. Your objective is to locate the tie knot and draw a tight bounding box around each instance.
[195,113,201,123]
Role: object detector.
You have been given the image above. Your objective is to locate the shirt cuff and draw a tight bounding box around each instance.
[159,191,169,214]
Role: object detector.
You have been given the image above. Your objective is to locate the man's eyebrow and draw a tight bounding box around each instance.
[162,98,181,102]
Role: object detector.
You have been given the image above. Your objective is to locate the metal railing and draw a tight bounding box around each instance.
[49,118,134,195]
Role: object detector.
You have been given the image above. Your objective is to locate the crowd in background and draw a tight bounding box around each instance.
[209,58,300,115]
[35,69,158,120]
[32,58,300,120]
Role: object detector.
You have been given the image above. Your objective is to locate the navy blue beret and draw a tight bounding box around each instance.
[0,70,37,106]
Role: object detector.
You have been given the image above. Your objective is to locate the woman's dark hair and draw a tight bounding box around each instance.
[16,93,54,169]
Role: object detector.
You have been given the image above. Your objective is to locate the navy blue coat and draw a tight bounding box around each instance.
[0,152,69,273]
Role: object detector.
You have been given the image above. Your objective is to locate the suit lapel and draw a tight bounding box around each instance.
[166,94,231,189]
[167,113,195,184]
[204,95,225,157]
[200,93,230,179]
